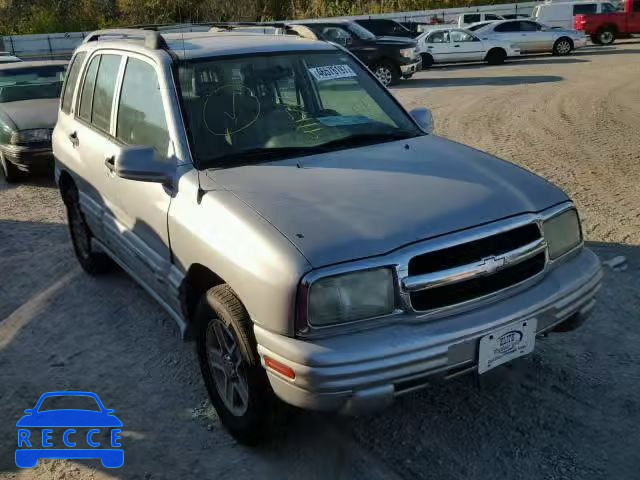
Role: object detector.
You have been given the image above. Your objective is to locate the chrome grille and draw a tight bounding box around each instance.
[403,223,546,312]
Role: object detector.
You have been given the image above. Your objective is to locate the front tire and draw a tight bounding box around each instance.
[485,48,506,65]
[0,152,21,183]
[372,61,400,87]
[420,53,434,69]
[553,37,574,55]
[64,186,115,275]
[196,284,278,445]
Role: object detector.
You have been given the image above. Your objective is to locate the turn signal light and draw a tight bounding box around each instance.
[264,356,296,379]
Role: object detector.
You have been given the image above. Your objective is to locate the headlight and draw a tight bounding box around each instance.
[399,48,416,58]
[542,208,582,259]
[10,128,52,144]
[307,268,395,326]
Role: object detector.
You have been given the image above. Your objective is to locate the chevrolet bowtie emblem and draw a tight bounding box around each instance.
[479,256,507,275]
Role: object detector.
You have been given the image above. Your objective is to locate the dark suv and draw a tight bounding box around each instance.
[288,20,421,86]
[354,18,419,38]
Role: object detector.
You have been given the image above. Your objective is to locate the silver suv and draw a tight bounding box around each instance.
[53,28,602,444]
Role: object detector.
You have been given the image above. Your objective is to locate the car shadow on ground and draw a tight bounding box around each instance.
[572,47,640,56]
[431,57,589,71]
[397,75,563,88]
[0,174,56,192]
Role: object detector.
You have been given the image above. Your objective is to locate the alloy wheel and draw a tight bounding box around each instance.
[206,317,249,416]
[599,31,614,44]
[557,40,572,54]
[375,66,393,87]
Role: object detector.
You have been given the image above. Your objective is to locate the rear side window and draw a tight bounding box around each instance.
[601,3,618,12]
[464,14,481,23]
[61,52,86,114]
[520,21,541,31]
[116,58,170,157]
[91,55,121,132]
[494,21,519,32]
[574,4,597,14]
[78,55,100,122]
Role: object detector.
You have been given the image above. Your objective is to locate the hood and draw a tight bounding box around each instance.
[373,36,417,47]
[0,98,59,130]
[206,135,568,268]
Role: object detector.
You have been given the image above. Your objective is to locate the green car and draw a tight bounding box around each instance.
[0,60,67,182]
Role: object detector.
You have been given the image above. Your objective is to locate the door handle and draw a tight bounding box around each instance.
[69,131,79,147]
[104,155,115,172]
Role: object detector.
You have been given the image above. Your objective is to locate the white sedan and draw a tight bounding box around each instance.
[417,27,520,67]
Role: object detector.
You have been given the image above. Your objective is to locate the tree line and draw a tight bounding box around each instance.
[0,0,514,35]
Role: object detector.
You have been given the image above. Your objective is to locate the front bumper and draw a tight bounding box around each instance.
[400,59,421,76]
[0,143,54,172]
[256,247,602,415]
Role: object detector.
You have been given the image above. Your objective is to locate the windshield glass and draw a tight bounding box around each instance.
[178,51,422,169]
[347,23,377,40]
[38,395,101,412]
[0,65,66,103]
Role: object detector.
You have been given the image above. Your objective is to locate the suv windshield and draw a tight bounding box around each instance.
[178,51,422,169]
[346,23,377,40]
[0,65,66,103]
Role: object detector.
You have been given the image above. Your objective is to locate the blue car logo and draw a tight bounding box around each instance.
[16,391,123,468]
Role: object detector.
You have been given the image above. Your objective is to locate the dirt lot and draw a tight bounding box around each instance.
[1,41,639,480]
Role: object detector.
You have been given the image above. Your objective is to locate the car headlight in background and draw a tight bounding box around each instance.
[10,128,52,145]
[307,268,396,326]
[542,208,582,259]
[399,48,417,58]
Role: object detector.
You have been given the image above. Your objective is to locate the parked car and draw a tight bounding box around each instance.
[417,27,520,67]
[0,60,67,182]
[532,1,618,30]
[475,19,587,54]
[457,12,505,27]
[502,13,531,20]
[574,0,640,44]
[54,28,602,444]
[286,20,421,86]
[0,51,22,64]
[354,18,418,38]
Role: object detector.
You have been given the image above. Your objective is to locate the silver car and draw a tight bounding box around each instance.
[475,19,587,54]
[53,28,602,444]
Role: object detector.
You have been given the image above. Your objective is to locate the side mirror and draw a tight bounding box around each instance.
[111,146,172,183]
[410,107,434,134]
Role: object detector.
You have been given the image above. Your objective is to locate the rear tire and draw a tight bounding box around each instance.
[485,48,506,65]
[590,34,602,45]
[420,53,434,69]
[63,186,115,275]
[597,28,616,45]
[0,152,21,183]
[553,37,574,55]
[196,284,279,445]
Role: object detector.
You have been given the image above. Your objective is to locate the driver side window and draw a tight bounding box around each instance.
[427,31,450,43]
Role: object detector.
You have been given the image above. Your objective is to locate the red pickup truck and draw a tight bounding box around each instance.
[574,0,640,44]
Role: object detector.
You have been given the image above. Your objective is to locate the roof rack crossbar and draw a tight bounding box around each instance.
[83,29,168,50]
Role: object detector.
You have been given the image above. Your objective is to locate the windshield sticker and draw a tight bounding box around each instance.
[308,65,356,82]
[317,115,371,127]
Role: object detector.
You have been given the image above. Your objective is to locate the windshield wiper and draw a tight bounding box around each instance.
[204,146,330,168]
[316,131,419,150]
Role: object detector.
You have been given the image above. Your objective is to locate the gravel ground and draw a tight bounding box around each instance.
[1,41,639,480]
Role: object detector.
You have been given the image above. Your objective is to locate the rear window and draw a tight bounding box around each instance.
[574,4,597,14]
[61,52,86,113]
[494,21,519,32]
[0,65,66,103]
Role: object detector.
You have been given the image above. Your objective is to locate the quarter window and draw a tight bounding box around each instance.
[61,52,86,114]
[78,55,100,122]
[573,4,597,14]
[91,55,121,132]
[116,58,170,157]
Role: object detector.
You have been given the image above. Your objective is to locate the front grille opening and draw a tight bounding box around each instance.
[408,223,541,276]
[410,252,546,311]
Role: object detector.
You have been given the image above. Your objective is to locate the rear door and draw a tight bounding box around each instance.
[519,21,551,51]
[488,21,523,48]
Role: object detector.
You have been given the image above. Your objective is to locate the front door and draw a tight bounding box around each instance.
[423,30,452,62]
[102,55,174,298]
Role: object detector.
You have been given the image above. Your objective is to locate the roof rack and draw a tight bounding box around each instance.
[83,29,168,50]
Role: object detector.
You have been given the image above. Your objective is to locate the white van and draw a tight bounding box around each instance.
[457,12,504,27]
[531,1,619,29]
